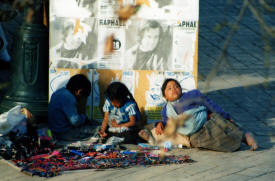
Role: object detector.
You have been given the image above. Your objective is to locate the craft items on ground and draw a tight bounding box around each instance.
[1,133,194,177]
[0,108,194,178]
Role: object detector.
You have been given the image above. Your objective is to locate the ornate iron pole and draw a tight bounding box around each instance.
[0,0,49,121]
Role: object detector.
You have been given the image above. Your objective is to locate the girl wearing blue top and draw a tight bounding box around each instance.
[139,78,257,151]
[98,82,141,144]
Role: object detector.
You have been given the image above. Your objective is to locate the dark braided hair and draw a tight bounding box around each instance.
[105,82,135,106]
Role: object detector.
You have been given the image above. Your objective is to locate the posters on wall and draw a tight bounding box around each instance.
[49,0,199,123]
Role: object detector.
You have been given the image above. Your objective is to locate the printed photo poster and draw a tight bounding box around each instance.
[49,68,93,119]
[97,0,120,18]
[171,20,198,72]
[124,19,173,71]
[50,17,99,69]
[135,0,199,20]
[50,0,98,20]
[96,20,126,69]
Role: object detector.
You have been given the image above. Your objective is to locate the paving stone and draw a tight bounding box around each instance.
[248,172,275,181]
[236,165,275,177]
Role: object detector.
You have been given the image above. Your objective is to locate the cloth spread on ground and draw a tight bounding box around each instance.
[0,134,194,178]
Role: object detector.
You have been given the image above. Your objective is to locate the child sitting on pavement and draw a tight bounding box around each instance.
[98,82,141,144]
[139,78,258,151]
[48,74,99,141]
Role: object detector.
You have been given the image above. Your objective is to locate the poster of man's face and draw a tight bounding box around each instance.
[50,17,98,69]
[124,19,173,71]
[139,28,160,52]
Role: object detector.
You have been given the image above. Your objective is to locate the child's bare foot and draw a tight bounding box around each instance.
[138,129,155,144]
[245,132,258,151]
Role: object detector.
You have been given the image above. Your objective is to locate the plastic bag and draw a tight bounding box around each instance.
[0,105,26,136]
[105,136,124,145]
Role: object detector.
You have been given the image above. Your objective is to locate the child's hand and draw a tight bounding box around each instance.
[21,108,33,120]
[98,130,107,138]
[21,108,36,126]
[111,120,120,127]
[155,122,164,135]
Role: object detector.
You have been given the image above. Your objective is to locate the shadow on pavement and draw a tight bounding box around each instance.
[205,81,275,150]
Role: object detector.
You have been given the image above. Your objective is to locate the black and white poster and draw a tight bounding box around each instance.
[50,0,199,72]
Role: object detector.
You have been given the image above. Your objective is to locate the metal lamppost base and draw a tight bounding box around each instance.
[0,23,49,121]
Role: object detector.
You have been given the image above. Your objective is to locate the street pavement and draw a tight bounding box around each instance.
[0,0,275,180]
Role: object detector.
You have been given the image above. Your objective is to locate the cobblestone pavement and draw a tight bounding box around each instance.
[0,0,274,180]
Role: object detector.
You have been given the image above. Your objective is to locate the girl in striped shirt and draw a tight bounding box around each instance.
[98,82,141,144]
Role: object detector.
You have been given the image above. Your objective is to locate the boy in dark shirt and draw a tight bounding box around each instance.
[48,74,98,141]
